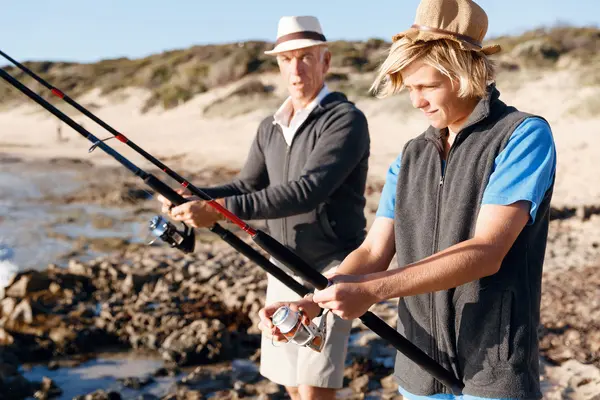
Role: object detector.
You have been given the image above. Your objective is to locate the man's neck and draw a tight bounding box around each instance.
[290,85,324,114]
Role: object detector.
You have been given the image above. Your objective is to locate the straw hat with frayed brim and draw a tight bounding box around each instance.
[392,0,501,56]
[265,16,328,55]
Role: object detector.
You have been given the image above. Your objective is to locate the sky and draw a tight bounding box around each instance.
[1,0,599,63]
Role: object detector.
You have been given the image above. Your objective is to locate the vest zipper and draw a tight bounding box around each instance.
[429,135,458,394]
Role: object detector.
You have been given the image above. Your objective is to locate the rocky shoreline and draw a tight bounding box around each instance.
[1,157,599,399]
[1,244,599,399]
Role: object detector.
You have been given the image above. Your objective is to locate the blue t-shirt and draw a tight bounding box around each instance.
[379,117,556,400]
[376,117,556,225]
[397,388,519,400]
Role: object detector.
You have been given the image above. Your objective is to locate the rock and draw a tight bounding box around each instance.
[0,328,15,346]
[153,366,180,378]
[160,319,232,365]
[335,387,362,399]
[118,376,154,390]
[33,376,62,399]
[540,265,600,367]
[121,273,158,295]
[0,297,17,316]
[349,374,370,393]
[81,390,122,400]
[5,271,51,298]
[47,361,59,370]
[68,260,90,276]
[178,368,231,392]
[48,325,77,347]
[9,298,34,324]
[91,214,116,229]
[380,374,398,390]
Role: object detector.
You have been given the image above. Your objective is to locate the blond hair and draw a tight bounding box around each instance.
[371,38,495,98]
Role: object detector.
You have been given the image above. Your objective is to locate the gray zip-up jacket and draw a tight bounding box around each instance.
[393,85,553,399]
[201,92,370,268]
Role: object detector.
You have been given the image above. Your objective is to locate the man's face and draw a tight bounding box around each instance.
[402,61,475,132]
[276,46,330,105]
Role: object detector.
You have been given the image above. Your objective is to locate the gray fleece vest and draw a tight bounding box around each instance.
[393,85,553,399]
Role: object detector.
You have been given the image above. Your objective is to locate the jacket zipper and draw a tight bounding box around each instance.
[282,146,291,246]
[280,108,318,247]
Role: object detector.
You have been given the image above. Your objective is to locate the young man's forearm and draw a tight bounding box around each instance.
[364,237,504,302]
[334,246,393,277]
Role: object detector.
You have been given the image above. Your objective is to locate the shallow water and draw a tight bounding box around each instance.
[0,159,197,397]
[0,159,152,274]
[22,352,184,399]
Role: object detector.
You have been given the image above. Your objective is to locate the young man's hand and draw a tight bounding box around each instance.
[313,273,380,320]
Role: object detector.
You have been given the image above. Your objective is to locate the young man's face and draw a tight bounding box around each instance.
[277,46,330,106]
[402,61,476,133]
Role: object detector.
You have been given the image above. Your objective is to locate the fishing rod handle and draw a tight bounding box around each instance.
[252,230,330,289]
[143,174,188,207]
[359,312,464,394]
[210,224,310,297]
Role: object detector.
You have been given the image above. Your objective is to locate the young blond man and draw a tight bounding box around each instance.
[259,1,556,399]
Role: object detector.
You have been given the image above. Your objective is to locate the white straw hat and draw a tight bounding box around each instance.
[264,16,328,55]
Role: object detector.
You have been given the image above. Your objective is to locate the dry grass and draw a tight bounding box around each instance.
[202,79,283,118]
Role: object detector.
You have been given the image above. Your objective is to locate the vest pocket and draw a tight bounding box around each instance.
[498,290,514,362]
[457,289,516,386]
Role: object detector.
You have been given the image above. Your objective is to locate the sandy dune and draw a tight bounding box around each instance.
[1,70,599,211]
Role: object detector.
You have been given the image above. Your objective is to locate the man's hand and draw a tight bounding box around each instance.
[313,273,380,320]
[258,298,321,342]
[156,188,194,213]
[169,199,224,228]
[156,189,226,228]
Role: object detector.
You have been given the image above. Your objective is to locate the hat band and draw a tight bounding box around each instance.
[275,31,327,46]
[411,24,482,48]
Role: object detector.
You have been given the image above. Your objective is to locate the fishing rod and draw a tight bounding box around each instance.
[0,62,464,393]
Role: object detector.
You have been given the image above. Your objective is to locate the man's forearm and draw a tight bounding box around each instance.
[335,246,393,276]
[364,237,504,301]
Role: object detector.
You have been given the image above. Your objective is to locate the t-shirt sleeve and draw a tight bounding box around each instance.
[481,117,557,225]
[375,153,402,219]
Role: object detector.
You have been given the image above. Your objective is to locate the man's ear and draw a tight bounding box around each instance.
[322,50,332,73]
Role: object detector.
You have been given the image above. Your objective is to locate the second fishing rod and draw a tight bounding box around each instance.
[0,58,464,393]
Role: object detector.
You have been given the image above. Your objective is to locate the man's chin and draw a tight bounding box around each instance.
[290,91,311,103]
[427,118,448,130]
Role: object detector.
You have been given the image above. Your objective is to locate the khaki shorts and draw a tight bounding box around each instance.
[259,258,353,389]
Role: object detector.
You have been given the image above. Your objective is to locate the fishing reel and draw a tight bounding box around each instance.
[148,215,195,253]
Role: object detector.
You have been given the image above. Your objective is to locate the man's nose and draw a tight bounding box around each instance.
[290,57,302,75]
[410,91,428,109]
